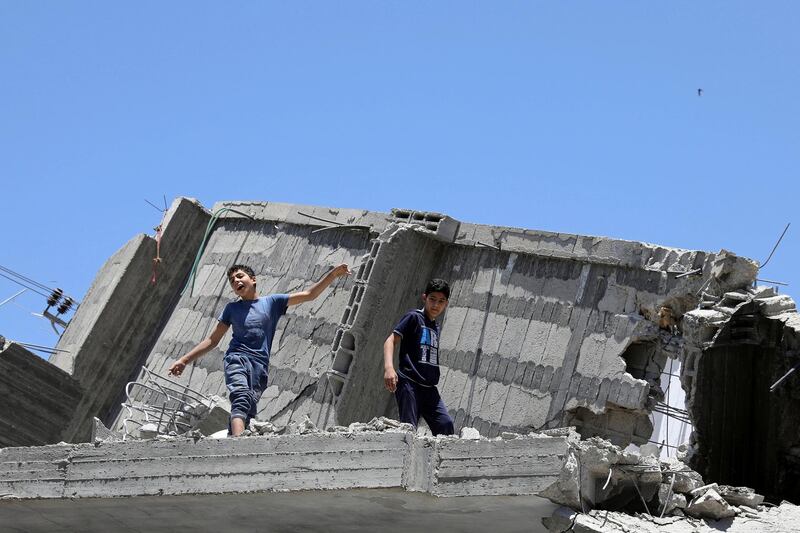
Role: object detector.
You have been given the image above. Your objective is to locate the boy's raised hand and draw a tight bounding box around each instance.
[331,263,352,278]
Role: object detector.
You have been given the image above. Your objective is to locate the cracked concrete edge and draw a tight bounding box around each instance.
[0,429,570,500]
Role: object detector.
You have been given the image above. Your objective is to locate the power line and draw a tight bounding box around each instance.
[0,264,56,293]
[0,270,50,298]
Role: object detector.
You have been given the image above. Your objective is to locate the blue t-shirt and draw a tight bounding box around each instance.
[393,309,441,387]
[218,294,289,362]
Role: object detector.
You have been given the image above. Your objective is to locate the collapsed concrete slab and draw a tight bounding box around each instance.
[2,196,800,515]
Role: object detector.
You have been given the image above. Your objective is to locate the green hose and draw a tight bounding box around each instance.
[181,207,255,297]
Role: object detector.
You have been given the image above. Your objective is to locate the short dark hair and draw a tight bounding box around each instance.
[227,264,255,281]
[424,279,450,299]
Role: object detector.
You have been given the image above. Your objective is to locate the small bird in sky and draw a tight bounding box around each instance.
[697,88,703,96]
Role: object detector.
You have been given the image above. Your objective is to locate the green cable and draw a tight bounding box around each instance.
[181,207,255,297]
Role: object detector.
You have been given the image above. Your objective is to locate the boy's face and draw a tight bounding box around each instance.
[229,269,257,299]
[422,291,448,320]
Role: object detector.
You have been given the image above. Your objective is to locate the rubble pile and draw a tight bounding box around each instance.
[540,436,800,532]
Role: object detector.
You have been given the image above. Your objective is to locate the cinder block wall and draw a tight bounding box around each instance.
[431,245,662,438]
[329,224,444,425]
[117,202,382,431]
[328,216,726,442]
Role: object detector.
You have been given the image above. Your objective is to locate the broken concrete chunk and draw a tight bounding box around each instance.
[460,427,481,440]
[375,416,405,429]
[208,429,228,439]
[365,417,386,431]
[655,482,687,516]
[540,436,662,512]
[723,291,751,303]
[347,422,370,432]
[661,457,704,494]
[91,417,122,444]
[250,419,279,435]
[639,443,660,457]
[718,485,765,509]
[689,482,719,497]
[298,415,317,434]
[138,423,159,439]
[751,286,777,299]
[536,427,581,441]
[686,487,736,520]
[758,295,797,316]
[193,395,231,436]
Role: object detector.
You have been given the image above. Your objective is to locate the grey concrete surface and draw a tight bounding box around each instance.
[0,489,557,533]
[0,342,82,447]
[0,429,569,500]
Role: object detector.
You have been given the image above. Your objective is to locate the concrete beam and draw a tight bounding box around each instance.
[0,429,569,500]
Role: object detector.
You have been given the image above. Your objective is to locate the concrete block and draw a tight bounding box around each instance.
[520,320,551,364]
[759,295,796,316]
[717,485,765,508]
[540,366,554,391]
[498,317,529,358]
[495,358,510,383]
[685,487,736,520]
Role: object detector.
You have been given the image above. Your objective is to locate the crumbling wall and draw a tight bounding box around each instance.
[425,225,733,444]
[115,201,383,432]
[0,341,83,447]
[46,198,210,442]
[329,223,447,424]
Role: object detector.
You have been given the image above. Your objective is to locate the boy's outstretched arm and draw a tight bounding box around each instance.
[287,263,351,306]
[168,321,229,376]
[383,333,400,392]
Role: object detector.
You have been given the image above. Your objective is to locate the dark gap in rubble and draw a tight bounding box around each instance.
[688,301,800,503]
[692,340,780,500]
[566,406,652,447]
[621,340,666,403]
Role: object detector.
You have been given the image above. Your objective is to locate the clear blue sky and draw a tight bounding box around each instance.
[1,2,797,356]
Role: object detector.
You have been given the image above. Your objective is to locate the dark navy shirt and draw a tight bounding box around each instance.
[218,294,289,362]
[393,309,441,387]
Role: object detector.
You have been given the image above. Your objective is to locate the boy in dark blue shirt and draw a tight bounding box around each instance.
[383,279,454,435]
[169,263,350,436]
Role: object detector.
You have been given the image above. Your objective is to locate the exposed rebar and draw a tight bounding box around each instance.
[760,222,790,269]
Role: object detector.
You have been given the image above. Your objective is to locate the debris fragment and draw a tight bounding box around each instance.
[460,427,481,440]
[685,486,736,520]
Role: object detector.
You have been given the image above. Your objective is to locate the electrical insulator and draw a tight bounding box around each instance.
[47,288,64,307]
[57,297,74,315]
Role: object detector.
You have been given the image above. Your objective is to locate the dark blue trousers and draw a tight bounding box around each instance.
[395,378,454,436]
[224,352,269,428]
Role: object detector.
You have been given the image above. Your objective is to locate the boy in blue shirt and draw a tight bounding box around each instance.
[382,279,454,435]
[169,263,350,436]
